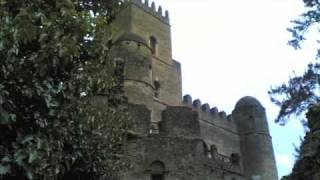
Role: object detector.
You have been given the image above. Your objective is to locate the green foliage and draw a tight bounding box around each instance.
[0,0,130,179]
[269,0,320,125]
[270,1,320,178]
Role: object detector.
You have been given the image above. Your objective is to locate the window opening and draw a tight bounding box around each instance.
[154,78,160,98]
[151,174,164,180]
[150,36,157,55]
[150,161,165,180]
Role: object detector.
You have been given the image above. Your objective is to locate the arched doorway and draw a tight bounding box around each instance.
[149,161,165,180]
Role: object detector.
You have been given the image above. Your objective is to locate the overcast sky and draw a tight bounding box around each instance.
[150,0,315,178]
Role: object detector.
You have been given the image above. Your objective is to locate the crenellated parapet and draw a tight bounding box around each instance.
[182,95,237,132]
[123,0,170,24]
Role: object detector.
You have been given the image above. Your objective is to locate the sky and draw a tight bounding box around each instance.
[151,0,316,179]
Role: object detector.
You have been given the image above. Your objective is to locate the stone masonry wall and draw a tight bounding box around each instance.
[122,105,244,180]
[182,95,241,157]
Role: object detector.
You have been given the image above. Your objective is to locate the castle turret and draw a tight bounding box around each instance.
[110,33,154,109]
[232,96,278,180]
[111,0,182,123]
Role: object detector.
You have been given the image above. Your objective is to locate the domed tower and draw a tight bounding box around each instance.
[110,33,154,109]
[232,96,278,180]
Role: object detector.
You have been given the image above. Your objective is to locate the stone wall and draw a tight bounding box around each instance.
[123,105,244,180]
[182,95,241,157]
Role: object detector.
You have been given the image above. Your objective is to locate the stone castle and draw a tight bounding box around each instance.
[110,0,278,179]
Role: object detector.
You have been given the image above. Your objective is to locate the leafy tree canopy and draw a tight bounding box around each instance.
[269,0,320,125]
[0,0,130,179]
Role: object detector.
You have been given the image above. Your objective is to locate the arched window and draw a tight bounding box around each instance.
[195,141,210,158]
[150,36,157,55]
[210,145,218,159]
[150,161,165,180]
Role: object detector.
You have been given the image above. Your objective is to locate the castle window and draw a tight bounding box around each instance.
[151,174,164,180]
[210,145,218,159]
[154,78,160,98]
[150,122,161,134]
[231,153,240,164]
[150,36,158,55]
[150,161,165,180]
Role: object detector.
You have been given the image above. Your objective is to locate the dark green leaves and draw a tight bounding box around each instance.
[0,0,129,179]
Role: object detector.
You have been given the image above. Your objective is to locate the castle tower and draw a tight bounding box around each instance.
[232,96,278,180]
[110,33,154,109]
[111,0,182,122]
[112,0,172,64]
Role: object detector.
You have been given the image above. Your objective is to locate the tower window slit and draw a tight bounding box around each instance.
[150,36,158,55]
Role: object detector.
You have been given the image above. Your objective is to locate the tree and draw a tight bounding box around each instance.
[269,0,320,125]
[0,0,130,179]
[269,0,320,179]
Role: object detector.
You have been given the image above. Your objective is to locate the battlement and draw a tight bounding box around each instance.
[182,95,238,135]
[183,95,230,120]
[123,0,170,24]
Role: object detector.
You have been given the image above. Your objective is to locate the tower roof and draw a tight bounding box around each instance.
[115,33,148,47]
[235,96,263,109]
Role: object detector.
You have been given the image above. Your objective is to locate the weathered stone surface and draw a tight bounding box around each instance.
[162,106,200,138]
[127,104,151,136]
[233,98,278,180]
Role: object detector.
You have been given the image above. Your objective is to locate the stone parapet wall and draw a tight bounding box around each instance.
[182,95,238,132]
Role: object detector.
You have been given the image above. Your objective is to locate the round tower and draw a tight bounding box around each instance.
[232,96,278,180]
[110,33,154,109]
